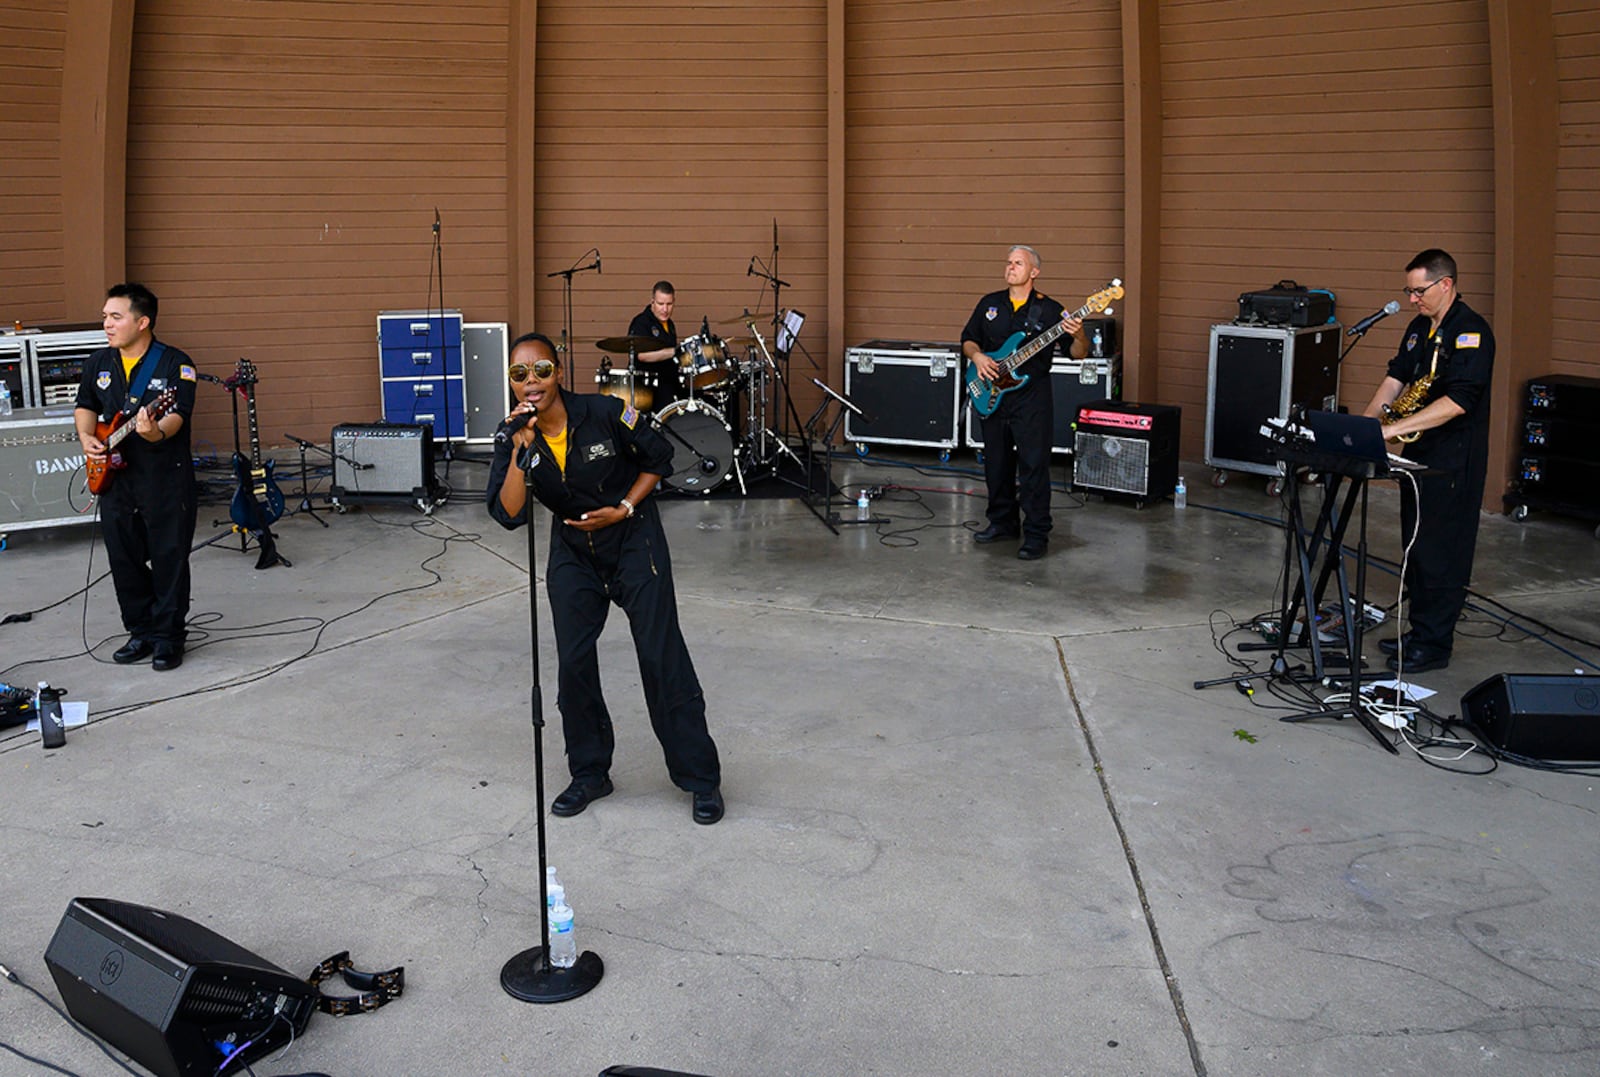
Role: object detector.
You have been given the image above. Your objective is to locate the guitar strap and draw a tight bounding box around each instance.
[123,341,167,414]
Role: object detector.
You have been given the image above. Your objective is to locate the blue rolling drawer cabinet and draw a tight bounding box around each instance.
[376,310,465,441]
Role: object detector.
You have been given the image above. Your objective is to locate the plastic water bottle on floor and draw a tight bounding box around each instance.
[37,682,66,749]
[0,378,12,417]
[857,489,871,520]
[545,865,564,910]
[547,900,577,968]
[1174,476,1187,510]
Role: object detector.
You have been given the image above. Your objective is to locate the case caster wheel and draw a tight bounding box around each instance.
[1510,503,1530,522]
[1266,477,1284,498]
[938,449,951,463]
[854,443,869,458]
[974,449,985,465]
[1211,470,1227,488]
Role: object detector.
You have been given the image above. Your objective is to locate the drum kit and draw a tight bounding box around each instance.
[591,314,802,496]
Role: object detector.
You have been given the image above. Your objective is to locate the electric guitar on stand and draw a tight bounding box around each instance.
[85,388,178,496]
[965,279,1123,418]
[227,358,289,569]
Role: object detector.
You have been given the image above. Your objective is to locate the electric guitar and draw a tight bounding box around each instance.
[965,279,1124,418]
[85,388,179,495]
[227,358,287,568]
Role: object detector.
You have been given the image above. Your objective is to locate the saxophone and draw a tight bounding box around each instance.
[1381,337,1442,444]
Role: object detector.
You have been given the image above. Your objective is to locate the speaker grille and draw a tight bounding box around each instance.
[1074,432,1151,496]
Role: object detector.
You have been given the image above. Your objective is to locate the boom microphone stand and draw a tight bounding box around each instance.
[547,249,602,393]
[501,465,605,1003]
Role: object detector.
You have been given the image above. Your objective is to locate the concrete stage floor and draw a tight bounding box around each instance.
[3,450,1599,1077]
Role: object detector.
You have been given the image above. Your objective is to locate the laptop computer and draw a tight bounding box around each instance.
[1300,410,1423,478]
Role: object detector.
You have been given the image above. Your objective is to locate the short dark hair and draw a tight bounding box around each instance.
[510,331,559,360]
[1406,249,1457,283]
[652,281,675,297]
[107,282,158,326]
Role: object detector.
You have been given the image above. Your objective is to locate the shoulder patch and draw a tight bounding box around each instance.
[180,364,197,381]
[97,371,113,390]
[984,306,999,321]
[1405,332,1419,352]
[1454,332,1481,349]
[621,405,639,430]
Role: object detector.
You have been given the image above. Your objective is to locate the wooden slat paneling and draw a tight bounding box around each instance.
[124,0,512,447]
[843,0,1125,346]
[1552,0,1600,381]
[1158,0,1496,461]
[533,0,829,414]
[0,0,66,327]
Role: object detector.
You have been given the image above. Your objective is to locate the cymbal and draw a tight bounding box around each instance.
[593,334,662,354]
[714,311,763,326]
[725,337,757,348]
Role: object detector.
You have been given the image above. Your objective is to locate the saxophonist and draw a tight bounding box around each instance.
[1360,249,1494,674]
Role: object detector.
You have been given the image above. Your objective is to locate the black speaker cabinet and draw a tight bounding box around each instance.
[1205,323,1340,477]
[1461,673,1600,761]
[330,422,440,509]
[1072,401,1181,505]
[44,897,317,1077]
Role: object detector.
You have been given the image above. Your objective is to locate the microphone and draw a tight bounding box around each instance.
[747,258,755,277]
[433,208,440,236]
[596,254,601,276]
[701,315,711,339]
[1347,299,1402,337]
[494,406,537,445]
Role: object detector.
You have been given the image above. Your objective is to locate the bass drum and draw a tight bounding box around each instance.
[656,400,736,495]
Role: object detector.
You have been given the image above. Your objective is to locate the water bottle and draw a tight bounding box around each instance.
[857,489,871,520]
[545,866,565,911]
[547,900,577,968]
[1091,325,1104,358]
[0,378,13,417]
[37,682,66,749]
[1174,476,1188,510]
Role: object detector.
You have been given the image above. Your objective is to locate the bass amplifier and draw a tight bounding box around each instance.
[1072,401,1181,505]
[44,897,317,1077]
[331,422,440,509]
[1461,673,1600,761]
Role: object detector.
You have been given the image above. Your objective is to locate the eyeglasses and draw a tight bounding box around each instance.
[1401,278,1447,299]
[508,359,556,383]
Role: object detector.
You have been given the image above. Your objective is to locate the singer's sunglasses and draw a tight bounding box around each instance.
[508,359,557,383]
[1401,277,1448,299]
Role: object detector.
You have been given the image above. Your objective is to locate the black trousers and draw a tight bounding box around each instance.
[547,516,720,792]
[978,382,1054,541]
[1398,465,1484,653]
[99,463,197,648]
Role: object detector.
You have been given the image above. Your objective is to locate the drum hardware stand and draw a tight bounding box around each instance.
[283,433,331,527]
[738,316,808,482]
[501,459,605,1004]
[546,248,601,393]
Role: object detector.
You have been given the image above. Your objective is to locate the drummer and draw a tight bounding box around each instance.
[626,280,681,408]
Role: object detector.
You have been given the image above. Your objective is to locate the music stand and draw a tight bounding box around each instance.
[804,378,885,532]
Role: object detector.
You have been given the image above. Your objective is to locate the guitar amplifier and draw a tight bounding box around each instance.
[330,422,439,509]
[1072,401,1181,505]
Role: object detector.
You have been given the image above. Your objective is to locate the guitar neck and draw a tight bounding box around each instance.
[1003,296,1099,374]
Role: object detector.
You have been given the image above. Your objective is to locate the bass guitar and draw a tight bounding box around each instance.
[965,279,1124,418]
[227,358,288,568]
[85,388,178,496]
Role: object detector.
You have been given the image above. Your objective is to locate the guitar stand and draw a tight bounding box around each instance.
[285,433,332,528]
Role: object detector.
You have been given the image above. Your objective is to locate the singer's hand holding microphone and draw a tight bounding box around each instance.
[496,402,539,448]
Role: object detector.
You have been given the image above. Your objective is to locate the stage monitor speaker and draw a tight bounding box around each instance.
[1460,673,1600,761]
[1072,401,1181,505]
[330,422,439,505]
[44,897,318,1077]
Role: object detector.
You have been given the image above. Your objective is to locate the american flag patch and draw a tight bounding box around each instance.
[621,405,639,429]
[179,364,197,381]
[1454,333,1481,349]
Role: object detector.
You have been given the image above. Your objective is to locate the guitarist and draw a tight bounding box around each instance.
[961,245,1088,561]
[74,283,200,672]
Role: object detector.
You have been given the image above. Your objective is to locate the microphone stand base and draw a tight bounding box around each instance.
[501,947,604,1003]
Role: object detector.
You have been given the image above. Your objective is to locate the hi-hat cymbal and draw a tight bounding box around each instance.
[725,336,757,348]
[714,311,763,326]
[593,334,662,354]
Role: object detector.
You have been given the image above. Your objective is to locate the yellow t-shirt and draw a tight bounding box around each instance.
[546,425,569,475]
[121,354,141,382]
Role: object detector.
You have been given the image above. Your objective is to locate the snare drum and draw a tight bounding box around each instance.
[676,334,732,392]
[595,367,657,411]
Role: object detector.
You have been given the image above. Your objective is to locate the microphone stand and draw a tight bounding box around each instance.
[547,250,601,394]
[501,468,605,1003]
[284,433,331,528]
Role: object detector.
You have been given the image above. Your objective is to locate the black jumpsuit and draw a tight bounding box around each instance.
[961,288,1066,543]
[1386,298,1494,656]
[627,307,680,408]
[74,342,200,650]
[486,391,720,793]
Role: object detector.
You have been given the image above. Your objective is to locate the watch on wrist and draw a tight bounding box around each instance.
[619,497,635,517]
